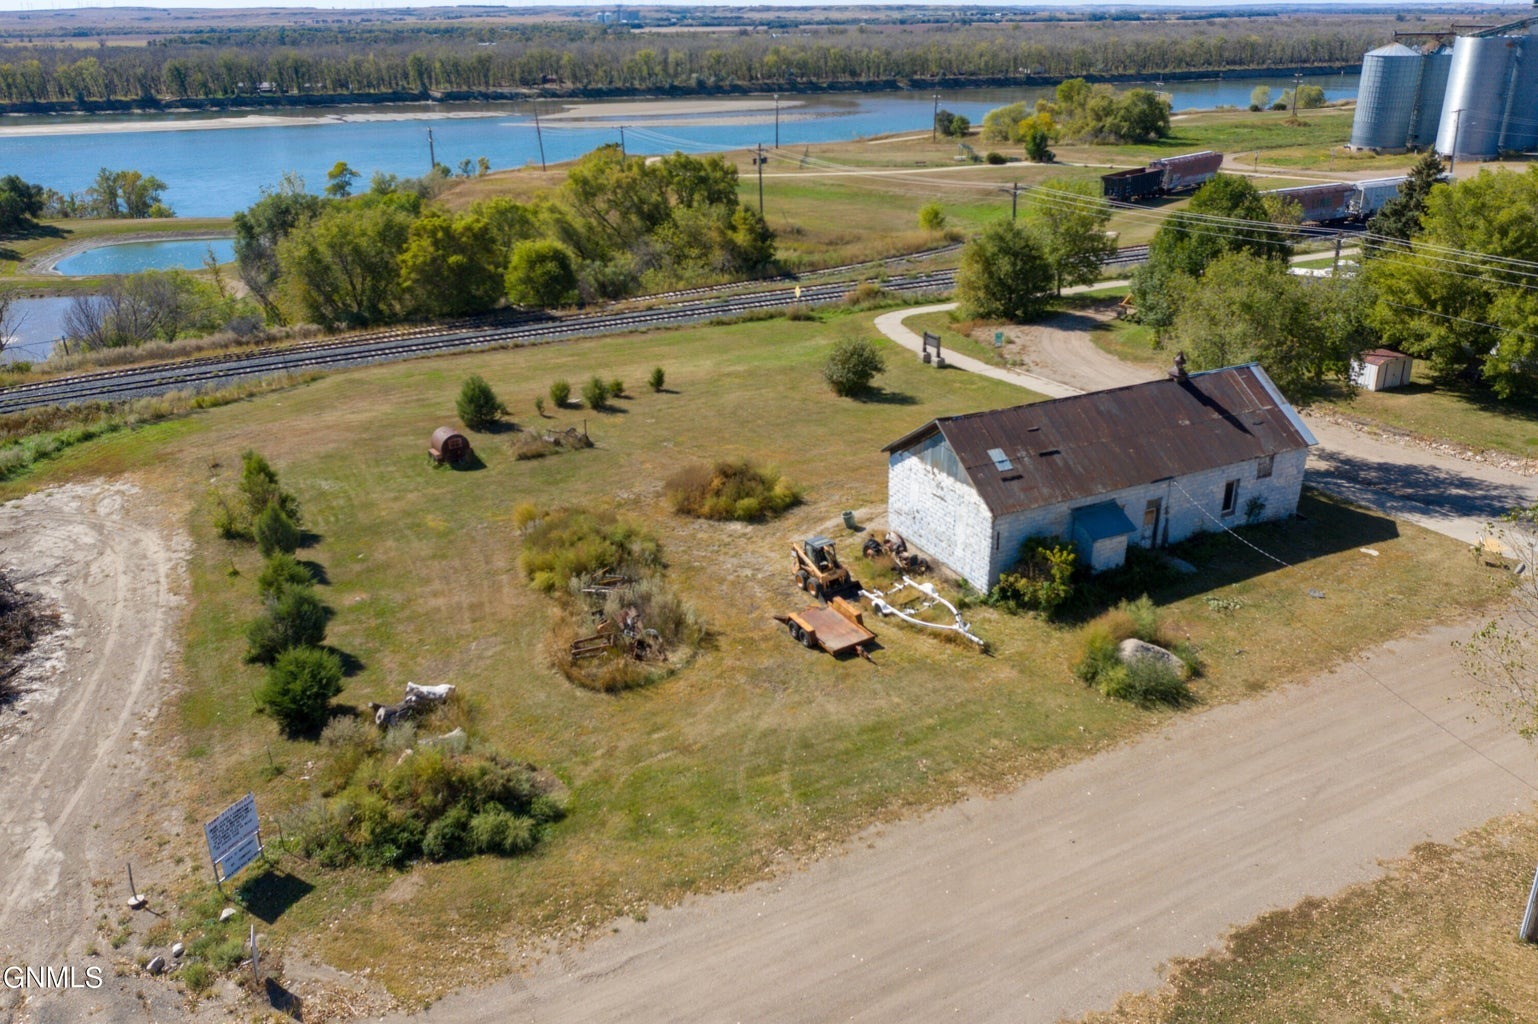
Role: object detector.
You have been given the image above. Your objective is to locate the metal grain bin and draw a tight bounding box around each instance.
[1500,38,1538,152]
[1350,44,1424,151]
[1437,35,1519,161]
[1408,46,1453,149]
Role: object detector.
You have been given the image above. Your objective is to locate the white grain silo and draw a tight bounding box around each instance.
[1437,34,1520,161]
[1350,43,1425,151]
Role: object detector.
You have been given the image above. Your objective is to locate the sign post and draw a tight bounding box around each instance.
[204,793,264,887]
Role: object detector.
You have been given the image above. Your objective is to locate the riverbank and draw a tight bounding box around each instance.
[0,64,1361,120]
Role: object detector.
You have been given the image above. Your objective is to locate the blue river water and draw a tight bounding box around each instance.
[2,75,1358,220]
[52,238,236,276]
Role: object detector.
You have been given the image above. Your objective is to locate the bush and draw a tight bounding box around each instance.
[582,376,610,410]
[245,585,328,663]
[239,450,300,525]
[549,379,571,407]
[648,366,666,392]
[253,502,301,557]
[533,395,546,417]
[1025,129,1054,163]
[986,151,1008,165]
[989,537,1076,616]
[608,378,625,398]
[664,459,801,521]
[919,203,947,230]
[822,336,887,397]
[468,807,537,855]
[521,509,661,592]
[257,552,312,599]
[1097,655,1192,707]
[456,374,506,431]
[255,646,344,735]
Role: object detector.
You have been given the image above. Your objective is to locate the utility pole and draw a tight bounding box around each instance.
[532,99,547,172]
[755,143,766,216]
[619,125,626,158]
[427,127,436,171]
[1007,181,1021,220]
[774,93,780,149]
[932,92,940,142]
[1289,72,1302,118]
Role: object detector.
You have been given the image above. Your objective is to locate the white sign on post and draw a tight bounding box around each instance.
[204,793,263,884]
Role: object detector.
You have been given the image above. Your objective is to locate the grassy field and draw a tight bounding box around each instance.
[1077,810,1538,1024]
[1318,364,1538,462]
[3,305,1505,1004]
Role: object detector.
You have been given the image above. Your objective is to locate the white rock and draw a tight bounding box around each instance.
[146,956,166,975]
[219,907,237,923]
[171,942,185,958]
[1117,638,1186,676]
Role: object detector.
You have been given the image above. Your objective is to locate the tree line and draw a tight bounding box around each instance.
[234,146,775,331]
[0,17,1387,106]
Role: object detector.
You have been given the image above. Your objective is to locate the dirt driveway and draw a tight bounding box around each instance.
[0,480,189,1024]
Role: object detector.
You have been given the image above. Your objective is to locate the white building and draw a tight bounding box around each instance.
[1350,348,1414,392]
[881,360,1317,590]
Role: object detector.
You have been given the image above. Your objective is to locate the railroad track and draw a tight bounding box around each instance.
[0,241,1149,415]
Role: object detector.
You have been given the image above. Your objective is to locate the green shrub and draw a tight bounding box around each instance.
[239,450,300,524]
[1073,625,1121,684]
[919,202,947,230]
[533,395,546,417]
[255,645,343,735]
[550,379,571,407]
[989,537,1076,616]
[582,376,610,410]
[608,378,625,398]
[1097,654,1192,707]
[245,585,328,664]
[521,509,661,592]
[664,459,801,522]
[456,374,506,431]
[253,502,301,557]
[985,151,1008,165]
[292,749,561,867]
[822,336,887,397]
[179,961,212,994]
[648,366,665,392]
[257,552,313,599]
[1122,594,1161,643]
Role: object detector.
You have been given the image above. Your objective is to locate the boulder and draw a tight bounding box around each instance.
[1117,638,1186,677]
[146,956,166,976]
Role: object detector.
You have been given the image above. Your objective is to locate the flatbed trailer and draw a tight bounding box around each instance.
[774,597,875,659]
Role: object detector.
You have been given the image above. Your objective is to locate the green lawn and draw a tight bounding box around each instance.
[1321,365,1538,462]
[9,306,1501,1004]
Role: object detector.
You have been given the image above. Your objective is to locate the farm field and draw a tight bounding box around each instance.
[3,307,1504,1004]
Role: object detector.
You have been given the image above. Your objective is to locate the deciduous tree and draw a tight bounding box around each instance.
[1022,178,1115,295]
[956,219,1054,322]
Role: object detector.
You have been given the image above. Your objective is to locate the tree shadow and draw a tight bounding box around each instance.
[236,866,314,925]
[447,449,486,471]
[473,421,519,436]
[1309,448,1532,525]
[297,530,324,550]
[855,387,918,405]
[298,560,329,586]
[323,646,365,678]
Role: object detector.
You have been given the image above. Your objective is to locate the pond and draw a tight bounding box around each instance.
[52,237,236,277]
[0,75,1359,218]
[3,297,74,364]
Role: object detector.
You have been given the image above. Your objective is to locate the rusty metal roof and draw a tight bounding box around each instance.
[1359,348,1411,365]
[883,364,1316,517]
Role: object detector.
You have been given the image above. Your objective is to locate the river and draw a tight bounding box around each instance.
[0,75,1357,220]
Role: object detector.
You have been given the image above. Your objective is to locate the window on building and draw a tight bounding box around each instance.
[1221,479,1240,517]
[1256,454,1274,479]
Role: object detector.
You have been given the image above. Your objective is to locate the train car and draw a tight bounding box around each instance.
[1100,166,1165,202]
[1265,182,1355,224]
[1348,176,1409,219]
[1151,150,1224,193]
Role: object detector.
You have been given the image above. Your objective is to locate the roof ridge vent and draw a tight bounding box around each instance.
[1169,351,1190,383]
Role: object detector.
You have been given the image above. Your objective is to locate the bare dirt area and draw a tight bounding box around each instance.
[995,301,1159,393]
[0,480,190,1024]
